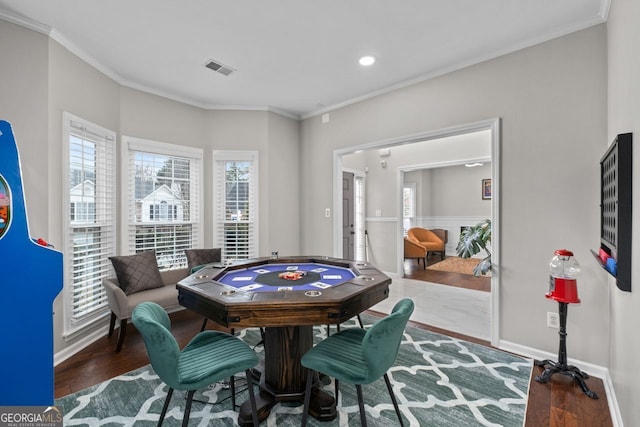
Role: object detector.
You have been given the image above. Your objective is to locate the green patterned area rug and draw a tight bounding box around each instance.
[56,316,531,426]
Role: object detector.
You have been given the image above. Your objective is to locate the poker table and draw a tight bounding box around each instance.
[177,256,391,426]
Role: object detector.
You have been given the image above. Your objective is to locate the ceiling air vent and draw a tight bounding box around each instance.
[205,59,236,76]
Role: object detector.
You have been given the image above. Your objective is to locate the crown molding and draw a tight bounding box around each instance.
[0,9,50,35]
[1,3,609,123]
[301,11,609,120]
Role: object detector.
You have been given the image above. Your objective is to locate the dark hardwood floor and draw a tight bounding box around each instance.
[525,364,612,427]
[402,256,612,427]
[54,256,611,425]
[54,307,613,426]
[54,309,232,398]
[403,256,491,292]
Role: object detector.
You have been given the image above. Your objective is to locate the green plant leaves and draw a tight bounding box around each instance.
[456,219,492,276]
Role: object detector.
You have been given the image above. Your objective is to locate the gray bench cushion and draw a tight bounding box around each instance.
[103,268,188,320]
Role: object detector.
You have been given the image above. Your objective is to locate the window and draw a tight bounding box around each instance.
[403,184,416,236]
[149,202,178,221]
[213,151,258,260]
[354,174,366,262]
[63,113,116,333]
[124,137,203,270]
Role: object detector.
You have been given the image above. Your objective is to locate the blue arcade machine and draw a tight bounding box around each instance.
[0,120,63,405]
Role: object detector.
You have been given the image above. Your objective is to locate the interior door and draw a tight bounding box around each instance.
[342,171,355,259]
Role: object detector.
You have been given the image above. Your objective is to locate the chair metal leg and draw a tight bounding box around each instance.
[244,369,260,427]
[230,375,236,409]
[108,312,116,337]
[301,369,314,427]
[328,315,363,337]
[182,390,195,427]
[384,373,404,427]
[334,378,339,401]
[355,384,368,427]
[115,319,127,352]
[157,387,174,427]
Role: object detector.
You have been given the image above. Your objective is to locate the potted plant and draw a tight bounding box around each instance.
[456,219,491,276]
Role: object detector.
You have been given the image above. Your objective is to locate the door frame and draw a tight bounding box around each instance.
[333,118,500,346]
[342,171,355,259]
[342,167,366,261]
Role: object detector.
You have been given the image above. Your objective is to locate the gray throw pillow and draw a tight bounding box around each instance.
[109,251,164,295]
[185,248,222,272]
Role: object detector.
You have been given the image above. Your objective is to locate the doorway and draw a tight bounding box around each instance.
[334,118,500,345]
[342,169,367,261]
[342,171,355,259]
[401,160,492,293]
[400,159,492,271]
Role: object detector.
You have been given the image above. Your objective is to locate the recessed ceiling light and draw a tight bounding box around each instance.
[465,162,484,168]
[359,56,376,66]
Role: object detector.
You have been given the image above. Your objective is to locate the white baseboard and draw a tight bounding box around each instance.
[54,324,110,366]
[54,306,186,367]
[499,339,623,427]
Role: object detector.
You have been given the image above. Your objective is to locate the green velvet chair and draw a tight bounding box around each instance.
[301,298,414,427]
[132,302,260,427]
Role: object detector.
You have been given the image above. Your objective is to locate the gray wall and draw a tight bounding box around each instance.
[301,25,609,368]
[48,35,123,346]
[0,19,300,354]
[0,20,49,238]
[4,14,635,419]
[341,130,491,270]
[607,0,640,424]
[427,163,492,217]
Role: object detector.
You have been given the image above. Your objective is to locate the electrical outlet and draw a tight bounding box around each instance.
[547,312,559,329]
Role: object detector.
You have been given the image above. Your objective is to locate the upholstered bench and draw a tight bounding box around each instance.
[103,251,187,352]
[103,248,221,352]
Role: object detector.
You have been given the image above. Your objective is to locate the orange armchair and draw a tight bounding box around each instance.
[407,227,446,262]
[404,237,428,268]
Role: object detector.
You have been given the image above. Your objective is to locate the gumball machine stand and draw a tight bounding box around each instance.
[534,249,598,399]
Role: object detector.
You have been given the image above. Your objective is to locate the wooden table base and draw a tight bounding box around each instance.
[237,325,337,426]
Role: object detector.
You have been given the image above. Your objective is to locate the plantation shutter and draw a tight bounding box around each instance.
[125,138,203,269]
[64,113,116,326]
[213,151,258,260]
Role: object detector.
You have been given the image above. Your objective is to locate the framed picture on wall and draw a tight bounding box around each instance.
[482,179,492,200]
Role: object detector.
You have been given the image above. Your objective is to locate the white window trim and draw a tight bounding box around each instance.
[120,136,204,256]
[212,150,259,260]
[62,112,116,339]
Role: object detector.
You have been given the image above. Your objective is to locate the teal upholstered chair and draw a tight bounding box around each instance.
[132,302,260,427]
[301,298,414,427]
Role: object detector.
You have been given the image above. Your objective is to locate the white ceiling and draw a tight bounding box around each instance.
[0,0,607,119]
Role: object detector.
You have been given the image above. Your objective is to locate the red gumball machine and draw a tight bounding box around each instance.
[535,249,598,399]
[546,249,581,304]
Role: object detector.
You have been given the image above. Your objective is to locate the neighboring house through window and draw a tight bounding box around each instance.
[123,137,203,269]
[63,113,116,336]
